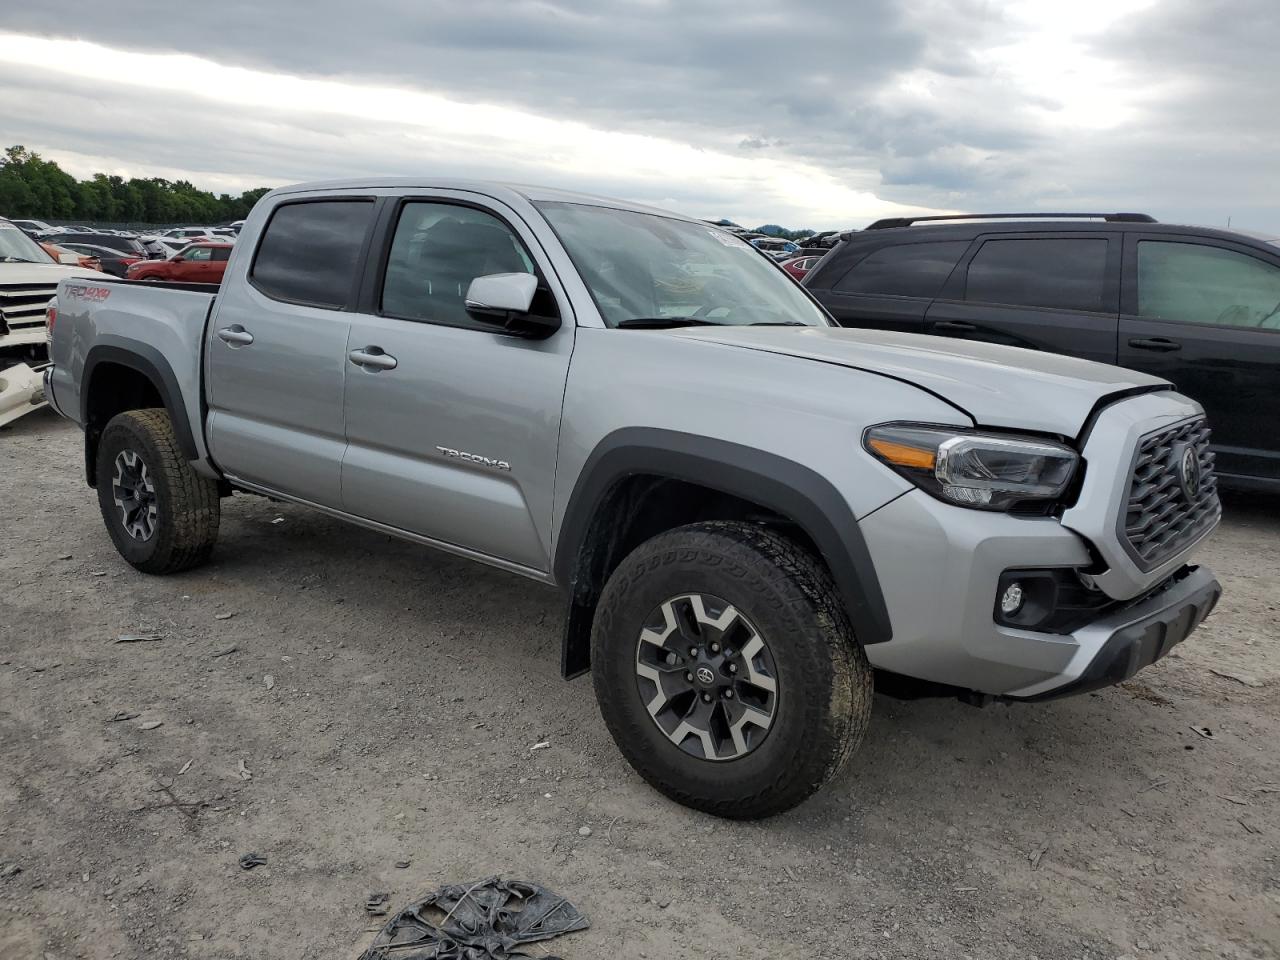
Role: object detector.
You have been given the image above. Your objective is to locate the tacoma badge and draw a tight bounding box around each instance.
[435,446,512,471]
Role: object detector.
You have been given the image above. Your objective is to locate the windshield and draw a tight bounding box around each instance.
[0,221,54,263]
[537,201,831,328]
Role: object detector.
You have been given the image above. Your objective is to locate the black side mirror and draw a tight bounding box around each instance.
[464,273,560,338]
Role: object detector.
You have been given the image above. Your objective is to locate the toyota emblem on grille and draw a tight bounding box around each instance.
[1176,443,1202,501]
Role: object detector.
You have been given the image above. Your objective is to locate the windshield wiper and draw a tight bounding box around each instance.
[749,320,809,326]
[615,316,728,329]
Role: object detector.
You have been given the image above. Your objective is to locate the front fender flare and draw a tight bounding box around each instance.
[553,428,893,677]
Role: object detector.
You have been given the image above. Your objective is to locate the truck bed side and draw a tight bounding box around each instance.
[49,278,219,475]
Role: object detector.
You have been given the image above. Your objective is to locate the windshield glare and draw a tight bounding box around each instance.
[0,222,54,263]
[537,201,830,328]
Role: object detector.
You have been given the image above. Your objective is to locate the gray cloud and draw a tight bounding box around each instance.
[2,0,1278,230]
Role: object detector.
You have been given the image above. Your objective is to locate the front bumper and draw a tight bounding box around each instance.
[1009,566,1220,700]
[859,488,1219,699]
[0,362,49,428]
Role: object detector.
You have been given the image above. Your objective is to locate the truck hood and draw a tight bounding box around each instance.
[0,262,103,284]
[672,326,1169,438]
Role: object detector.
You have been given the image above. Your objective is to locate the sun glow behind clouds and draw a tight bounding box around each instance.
[0,32,942,226]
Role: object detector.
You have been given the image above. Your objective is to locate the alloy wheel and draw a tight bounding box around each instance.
[634,593,778,761]
[111,449,158,542]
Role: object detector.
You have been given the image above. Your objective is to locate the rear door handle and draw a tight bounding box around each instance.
[216,325,254,346]
[349,347,398,371]
[1128,337,1181,352]
[932,320,977,333]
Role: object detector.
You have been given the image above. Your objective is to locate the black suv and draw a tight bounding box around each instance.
[804,213,1280,491]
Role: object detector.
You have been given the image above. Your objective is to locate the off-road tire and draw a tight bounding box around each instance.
[591,520,873,818]
[95,408,220,574]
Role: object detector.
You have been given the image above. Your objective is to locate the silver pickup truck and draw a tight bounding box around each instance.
[45,179,1223,817]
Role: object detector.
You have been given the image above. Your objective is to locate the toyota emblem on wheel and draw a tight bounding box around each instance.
[1177,443,1202,501]
[695,666,715,685]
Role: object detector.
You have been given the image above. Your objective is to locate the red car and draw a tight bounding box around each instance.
[781,255,823,281]
[126,242,232,284]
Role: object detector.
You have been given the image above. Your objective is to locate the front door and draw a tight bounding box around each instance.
[1119,234,1280,484]
[341,195,575,572]
[205,197,378,506]
[925,234,1120,365]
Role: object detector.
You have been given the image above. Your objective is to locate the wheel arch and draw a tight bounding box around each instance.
[81,341,197,487]
[553,428,892,678]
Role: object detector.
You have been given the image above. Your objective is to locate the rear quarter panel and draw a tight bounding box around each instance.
[52,278,217,463]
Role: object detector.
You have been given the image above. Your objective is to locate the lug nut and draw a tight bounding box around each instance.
[689,647,698,657]
[665,652,677,666]
[709,642,720,653]
[685,672,694,682]
[723,689,734,699]
[728,663,738,674]
[701,692,712,703]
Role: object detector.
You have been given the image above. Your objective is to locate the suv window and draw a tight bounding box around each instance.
[211,247,231,262]
[381,202,536,329]
[1138,241,1280,329]
[252,200,375,308]
[832,241,969,298]
[964,238,1108,313]
[183,246,213,262]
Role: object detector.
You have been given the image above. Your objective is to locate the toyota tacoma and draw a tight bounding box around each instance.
[45,179,1222,817]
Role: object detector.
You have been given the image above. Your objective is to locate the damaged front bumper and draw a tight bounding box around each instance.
[0,362,49,428]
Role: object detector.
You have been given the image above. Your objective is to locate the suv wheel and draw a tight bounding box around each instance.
[591,521,872,818]
[95,409,220,574]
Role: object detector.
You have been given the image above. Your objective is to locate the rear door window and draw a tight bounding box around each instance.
[1137,241,1280,329]
[965,238,1108,312]
[832,241,969,298]
[211,247,232,262]
[251,200,375,308]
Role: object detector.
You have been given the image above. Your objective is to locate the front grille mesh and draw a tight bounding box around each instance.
[0,283,59,337]
[1123,417,1219,570]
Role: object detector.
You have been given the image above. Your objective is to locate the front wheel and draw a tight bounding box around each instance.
[95,408,220,574]
[591,521,872,818]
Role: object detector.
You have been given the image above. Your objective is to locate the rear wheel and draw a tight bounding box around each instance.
[95,408,220,574]
[591,521,872,818]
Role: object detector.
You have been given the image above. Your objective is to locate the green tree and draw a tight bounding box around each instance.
[0,144,273,226]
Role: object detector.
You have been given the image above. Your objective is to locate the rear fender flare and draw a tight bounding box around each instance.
[81,340,196,483]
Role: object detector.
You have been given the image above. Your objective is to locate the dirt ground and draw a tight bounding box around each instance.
[2,407,1278,960]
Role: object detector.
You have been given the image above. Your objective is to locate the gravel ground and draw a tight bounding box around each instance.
[2,407,1278,960]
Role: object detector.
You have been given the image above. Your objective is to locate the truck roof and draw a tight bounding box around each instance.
[265,178,700,223]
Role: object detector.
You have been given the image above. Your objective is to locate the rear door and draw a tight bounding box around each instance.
[340,193,575,572]
[1119,234,1280,484]
[808,239,971,333]
[205,197,377,506]
[925,234,1120,364]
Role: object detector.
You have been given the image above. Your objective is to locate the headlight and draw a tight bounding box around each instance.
[864,423,1079,511]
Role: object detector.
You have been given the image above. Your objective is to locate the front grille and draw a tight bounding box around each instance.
[1121,417,1219,571]
[0,283,59,338]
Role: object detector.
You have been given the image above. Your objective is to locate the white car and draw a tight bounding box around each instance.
[0,219,101,426]
[163,227,215,240]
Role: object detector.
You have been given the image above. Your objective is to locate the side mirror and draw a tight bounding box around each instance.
[58,252,80,265]
[464,273,558,338]
[172,255,185,263]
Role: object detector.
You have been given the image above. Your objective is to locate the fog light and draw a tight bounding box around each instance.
[1000,582,1025,617]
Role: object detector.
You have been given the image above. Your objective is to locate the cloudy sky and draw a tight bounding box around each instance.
[1,0,1276,230]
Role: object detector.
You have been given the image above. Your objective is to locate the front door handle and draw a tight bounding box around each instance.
[1128,337,1181,352]
[349,347,398,371]
[933,320,978,333]
[216,325,254,346]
